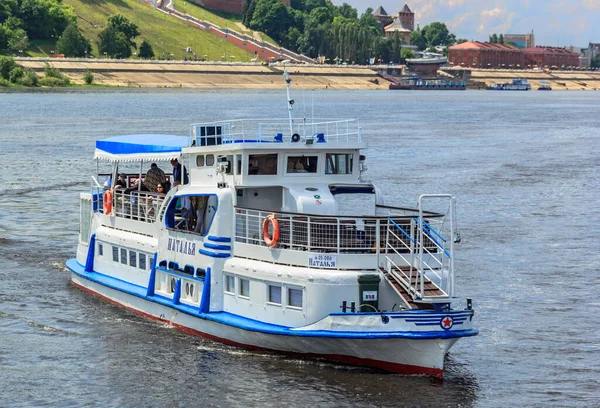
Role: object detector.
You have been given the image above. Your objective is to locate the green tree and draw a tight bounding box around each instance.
[424,22,454,47]
[6,28,28,53]
[498,34,504,44]
[249,0,291,43]
[56,24,90,57]
[0,1,18,23]
[98,27,132,59]
[97,15,139,59]
[138,40,154,59]
[410,29,426,51]
[0,56,16,80]
[107,14,140,49]
[491,33,498,43]
[591,54,600,68]
[336,3,357,20]
[9,66,23,83]
[83,70,94,85]
[401,47,415,60]
[19,0,76,40]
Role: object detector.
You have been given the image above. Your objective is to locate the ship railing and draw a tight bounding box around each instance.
[233,206,439,270]
[92,185,165,223]
[190,118,361,145]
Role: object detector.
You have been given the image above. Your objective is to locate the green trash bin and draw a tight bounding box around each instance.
[358,274,381,312]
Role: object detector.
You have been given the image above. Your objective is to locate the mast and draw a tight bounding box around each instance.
[283,70,294,137]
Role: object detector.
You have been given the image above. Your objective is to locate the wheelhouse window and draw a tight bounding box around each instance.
[286,155,318,173]
[326,153,353,174]
[288,288,303,308]
[206,155,215,166]
[248,154,278,175]
[196,155,205,167]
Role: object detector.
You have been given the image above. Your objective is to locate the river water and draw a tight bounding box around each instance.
[0,89,598,407]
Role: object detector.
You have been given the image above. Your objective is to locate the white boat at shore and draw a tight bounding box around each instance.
[67,72,478,378]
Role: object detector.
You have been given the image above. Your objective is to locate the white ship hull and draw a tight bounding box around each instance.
[70,267,465,377]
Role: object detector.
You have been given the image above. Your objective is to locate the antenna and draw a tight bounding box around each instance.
[283,69,294,137]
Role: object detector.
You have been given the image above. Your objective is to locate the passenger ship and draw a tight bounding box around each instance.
[67,73,478,378]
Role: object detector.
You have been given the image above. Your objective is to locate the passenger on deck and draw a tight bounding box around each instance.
[145,183,167,219]
[171,159,189,186]
[144,163,166,192]
[114,173,127,190]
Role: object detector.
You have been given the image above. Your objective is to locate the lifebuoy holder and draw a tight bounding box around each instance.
[262,214,279,248]
[103,190,113,215]
[291,133,300,142]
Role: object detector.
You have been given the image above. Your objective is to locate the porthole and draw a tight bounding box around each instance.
[186,282,190,296]
[190,284,194,297]
[170,278,176,293]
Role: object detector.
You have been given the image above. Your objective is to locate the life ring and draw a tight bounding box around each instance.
[262,214,279,248]
[291,133,300,142]
[103,190,113,215]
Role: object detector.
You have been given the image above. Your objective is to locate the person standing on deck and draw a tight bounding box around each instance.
[144,163,166,192]
[171,159,189,186]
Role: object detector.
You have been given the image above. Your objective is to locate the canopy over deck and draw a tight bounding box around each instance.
[94,134,190,162]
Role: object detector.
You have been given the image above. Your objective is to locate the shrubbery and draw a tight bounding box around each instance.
[42,63,70,86]
[83,70,94,85]
[21,69,39,87]
[9,67,23,83]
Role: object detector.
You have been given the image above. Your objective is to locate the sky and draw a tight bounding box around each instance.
[334,0,600,48]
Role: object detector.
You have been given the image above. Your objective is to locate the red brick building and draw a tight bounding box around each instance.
[192,0,290,14]
[449,41,580,69]
[448,41,523,68]
[523,46,580,68]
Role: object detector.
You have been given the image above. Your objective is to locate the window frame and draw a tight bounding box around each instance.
[267,284,282,306]
[239,278,250,299]
[224,274,235,295]
[287,287,303,310]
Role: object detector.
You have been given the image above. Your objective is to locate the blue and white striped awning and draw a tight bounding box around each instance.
[94,134,190,162]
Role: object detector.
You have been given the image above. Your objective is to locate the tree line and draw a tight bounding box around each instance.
[243,0,461,63]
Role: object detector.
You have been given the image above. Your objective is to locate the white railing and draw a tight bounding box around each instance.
[191,118,361,145]
[92,185,166,224]
[234,207,428,256]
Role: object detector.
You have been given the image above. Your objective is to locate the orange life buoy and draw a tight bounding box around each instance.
[262,214,279,248]
[103,190,113,215]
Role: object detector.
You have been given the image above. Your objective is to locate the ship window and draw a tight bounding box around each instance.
[120,248,127,265]
[286,155,317,173]
[235,154,242,175]
[129,251,137,267]
[98,243,103,257]
[139,254,147,270]
[170,278,176,293]
[190,283,194,297]
[288,288,303,308]
[165,194,216,235]
[248,154,278,175]
[112,246,119,262]
[268,285,282,305]
[239,278,250,298]
[225,274,235,294]
[206,155,215,166]
[196,155,205,167]
[326,153,353,174]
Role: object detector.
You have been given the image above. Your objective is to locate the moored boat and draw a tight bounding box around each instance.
[67,72,478,378]
[389,76,466,90]
[538,80,552,90]
[488,78,531,90]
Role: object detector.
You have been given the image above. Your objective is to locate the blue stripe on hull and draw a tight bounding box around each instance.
[67,258,478,340]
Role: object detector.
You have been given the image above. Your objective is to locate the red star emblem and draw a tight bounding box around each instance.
[442,317,453,329]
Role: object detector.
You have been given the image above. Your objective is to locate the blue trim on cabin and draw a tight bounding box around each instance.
[199,267,211,313]
[67,259,478,340]
[207,236,232,243]
[146,253,157,296]
[198,249,230,258]
[173,279,182,305]
[84,234,96,272]
[203,243,232,251]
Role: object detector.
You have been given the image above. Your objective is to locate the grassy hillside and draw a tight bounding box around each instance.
[174,1,278,46]
[59,0,255,61]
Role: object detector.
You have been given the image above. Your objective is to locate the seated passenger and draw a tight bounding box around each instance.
[113,173,127,190]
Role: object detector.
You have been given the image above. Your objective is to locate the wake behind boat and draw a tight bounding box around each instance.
[67,72,478,378]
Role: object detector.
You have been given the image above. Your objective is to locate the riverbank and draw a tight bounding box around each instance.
[11,58,600,90]
[15,58,387,90]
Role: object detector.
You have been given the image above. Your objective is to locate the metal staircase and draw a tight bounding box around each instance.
[382,195,457,310]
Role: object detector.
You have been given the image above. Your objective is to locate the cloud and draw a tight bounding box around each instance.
[438,0,465,7]
[481,7,505,19]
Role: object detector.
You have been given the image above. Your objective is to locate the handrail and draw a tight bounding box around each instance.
[91,175,103,189]
[388,218,415,243]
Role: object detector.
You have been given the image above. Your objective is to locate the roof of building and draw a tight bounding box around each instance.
[384,18,411,33]
[522,46,579,55]
[399,3,412,13]
[373,6,388,16]
[449,41,519,51]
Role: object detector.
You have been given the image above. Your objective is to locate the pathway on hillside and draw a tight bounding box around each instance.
[145,0,313,63]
